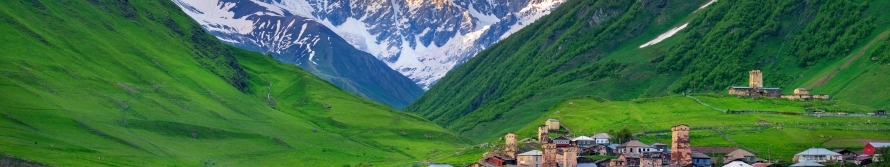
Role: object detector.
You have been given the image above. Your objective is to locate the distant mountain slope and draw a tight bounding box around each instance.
[173,0,423,109]
[0,0,467,166]
[176,0,565,89]
[406,0,890,142]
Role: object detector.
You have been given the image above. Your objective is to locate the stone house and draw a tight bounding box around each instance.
[518,150,543,167]
[618,140,651,154]
[546,119,560,130]
[723,149,756,164]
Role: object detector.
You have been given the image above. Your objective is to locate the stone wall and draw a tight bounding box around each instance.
[780,94,830,100]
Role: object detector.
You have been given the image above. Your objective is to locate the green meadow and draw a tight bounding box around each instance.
[0,0,468,166]
[506,95,890,162]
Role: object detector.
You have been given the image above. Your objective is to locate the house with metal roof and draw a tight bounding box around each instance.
[573,136,596,148]
[790,160,825,167]
[553,136,572,147]
[792,148,843,163]
[517,150,543,167]
[592,133,611,145]
[865,142,890,155]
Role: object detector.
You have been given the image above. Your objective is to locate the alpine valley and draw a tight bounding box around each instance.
[4,0,890,167]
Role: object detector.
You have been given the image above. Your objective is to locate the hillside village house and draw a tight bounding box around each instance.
[789,161,825,167]
[592,133,611,145]
[617,140,653,154]
[692,151,712,167]
[723,149,757,164]
[546,119,560,130]
[572,136,596,148]
[793,148,843,163]
[864,142,890,155]
[517,150,543,167]
[728,70,829,100]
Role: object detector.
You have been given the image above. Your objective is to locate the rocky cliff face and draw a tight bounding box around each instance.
[176,0,564,89]
[174,0,424,109]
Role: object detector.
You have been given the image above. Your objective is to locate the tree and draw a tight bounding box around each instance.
[877,147,890,167]
[615,127,634,143]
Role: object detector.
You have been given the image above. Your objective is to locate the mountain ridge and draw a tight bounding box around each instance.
[407,0,890,142]
[0,0,467,166]
[174,0,424,109]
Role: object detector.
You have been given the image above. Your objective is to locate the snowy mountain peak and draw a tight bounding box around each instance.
[176,0,564,89]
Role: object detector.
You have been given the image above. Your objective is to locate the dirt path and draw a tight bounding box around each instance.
[807,30,889,89]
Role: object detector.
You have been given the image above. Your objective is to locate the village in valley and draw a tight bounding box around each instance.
[458,70,890,167]
[467,120,887,167]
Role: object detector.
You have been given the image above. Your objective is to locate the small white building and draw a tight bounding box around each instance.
[793,148,843,163]
[592,133,611,145]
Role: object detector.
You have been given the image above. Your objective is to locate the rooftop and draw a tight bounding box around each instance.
[790,161,825,167]
[592,133,611,139]
[724,161,753,167]
[726,149,755,157]
[547,119,559,122]
[869,142,890,148]
[620,140,649,147]
[573,136,595,141]
[795,148,841,156]
[692,151,710,158]
[752,163,774,167]
[518,150,542,156]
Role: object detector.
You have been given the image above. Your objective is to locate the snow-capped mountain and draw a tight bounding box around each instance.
[174,0,564,89]
[174,0,425,109]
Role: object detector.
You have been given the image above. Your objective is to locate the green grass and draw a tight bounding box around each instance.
[0,0,468,166]
[407,0,890,143]
[510,95,890,161]
[694,94,875,113]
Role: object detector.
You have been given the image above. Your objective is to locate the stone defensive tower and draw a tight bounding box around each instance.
[671,124,691,166]
[542,143,559,167]
[563,146,578,167]
[505,132,518,159]
[749,70,763,88]
[538,125,549,143]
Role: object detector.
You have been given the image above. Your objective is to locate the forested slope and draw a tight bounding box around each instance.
[0,0,467,166]
[406,0,890,142]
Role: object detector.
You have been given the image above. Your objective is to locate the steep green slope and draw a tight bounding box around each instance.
[0,0,467,166]
[513,95,890,162]
[406,0,890,142]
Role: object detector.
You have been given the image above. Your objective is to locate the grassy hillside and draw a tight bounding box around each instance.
[0,0,467,166]
[509,95,890,162]
[406,0,890,142]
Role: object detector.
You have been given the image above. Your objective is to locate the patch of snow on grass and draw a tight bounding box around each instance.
[639,23,688,48]
[695,0,717,13]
